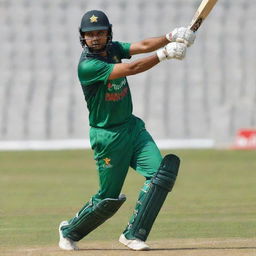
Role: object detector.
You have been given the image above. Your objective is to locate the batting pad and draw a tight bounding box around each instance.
[124,154,180,241]
[61,194,126,241]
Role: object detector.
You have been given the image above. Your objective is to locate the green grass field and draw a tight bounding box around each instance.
[1,149,256,255]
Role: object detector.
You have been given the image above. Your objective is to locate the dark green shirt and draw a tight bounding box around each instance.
[78,41,133,128]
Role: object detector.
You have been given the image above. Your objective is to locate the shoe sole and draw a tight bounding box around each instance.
[119,234,150,251]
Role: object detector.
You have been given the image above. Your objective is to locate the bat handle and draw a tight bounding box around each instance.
[176,38,189,47]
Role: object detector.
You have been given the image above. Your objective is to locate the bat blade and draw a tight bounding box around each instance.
[189,0,218,32]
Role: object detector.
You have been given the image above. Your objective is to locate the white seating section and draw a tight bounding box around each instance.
[0,0,255,146]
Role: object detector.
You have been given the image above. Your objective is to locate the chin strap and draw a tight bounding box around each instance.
[85,42,113,58]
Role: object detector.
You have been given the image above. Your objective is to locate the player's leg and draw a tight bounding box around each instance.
[125,154,180,241]
[59,126,132,248]
[120,120,180,248]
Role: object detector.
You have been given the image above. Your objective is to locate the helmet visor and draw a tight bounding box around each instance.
[80,26,109,32]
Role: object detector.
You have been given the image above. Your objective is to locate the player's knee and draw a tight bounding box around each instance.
[97,189,122,200]
[152,154,180,191]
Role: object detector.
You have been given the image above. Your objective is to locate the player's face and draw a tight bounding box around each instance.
[84,30,109,51]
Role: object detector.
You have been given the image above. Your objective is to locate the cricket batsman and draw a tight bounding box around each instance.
[59,10,196,251]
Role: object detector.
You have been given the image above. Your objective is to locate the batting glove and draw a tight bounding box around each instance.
[166,27,196,47]
[157,42,187,62]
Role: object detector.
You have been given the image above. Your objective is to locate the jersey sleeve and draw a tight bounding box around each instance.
[116,42,131,59]
[78,59,114,86]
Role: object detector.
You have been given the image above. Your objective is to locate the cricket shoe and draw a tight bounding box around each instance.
[59,220,79,250]
[119,234,150,251]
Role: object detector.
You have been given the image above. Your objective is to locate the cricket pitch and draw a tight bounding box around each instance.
[2,238,256,256]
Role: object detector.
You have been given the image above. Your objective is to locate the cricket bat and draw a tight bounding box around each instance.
[188,0,218,32]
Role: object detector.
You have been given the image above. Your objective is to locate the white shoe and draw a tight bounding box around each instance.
[59,221,79,250]
[119,234,150,251]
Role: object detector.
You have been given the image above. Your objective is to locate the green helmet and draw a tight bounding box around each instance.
[79,10,112,49]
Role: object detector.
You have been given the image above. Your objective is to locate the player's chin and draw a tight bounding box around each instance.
[91,44,105,51]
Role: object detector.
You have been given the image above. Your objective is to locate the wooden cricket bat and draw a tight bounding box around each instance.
[189,0,218,32]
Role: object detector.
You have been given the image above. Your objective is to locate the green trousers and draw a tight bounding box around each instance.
[90,115,162,201]
[62,115,163,241]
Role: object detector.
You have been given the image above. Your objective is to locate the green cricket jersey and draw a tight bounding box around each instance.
[78,41,133,128]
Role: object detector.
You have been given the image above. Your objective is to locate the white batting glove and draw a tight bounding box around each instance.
[157,42,187,62]
[166,27,196,47]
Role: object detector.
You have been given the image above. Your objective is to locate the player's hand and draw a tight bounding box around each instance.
[166,27,196,47]
[157,42,187,62]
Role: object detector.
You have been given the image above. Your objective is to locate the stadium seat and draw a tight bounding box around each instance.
[0,0,255,147]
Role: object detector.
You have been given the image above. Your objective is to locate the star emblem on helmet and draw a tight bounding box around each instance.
[90,15,98,23]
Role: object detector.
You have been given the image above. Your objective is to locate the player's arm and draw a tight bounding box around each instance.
[108,42,187,80]
[129,36,169,55]
[129,28,196,56]
[109,55,159,80]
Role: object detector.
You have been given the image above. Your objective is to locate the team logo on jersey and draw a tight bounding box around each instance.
[106,78,129,102]
[107,79,126,92]
[105,87,128,102]
[103,157,113,168]
[90,15,98,23]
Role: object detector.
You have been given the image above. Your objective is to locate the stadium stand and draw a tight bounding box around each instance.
[0,0,255,148]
